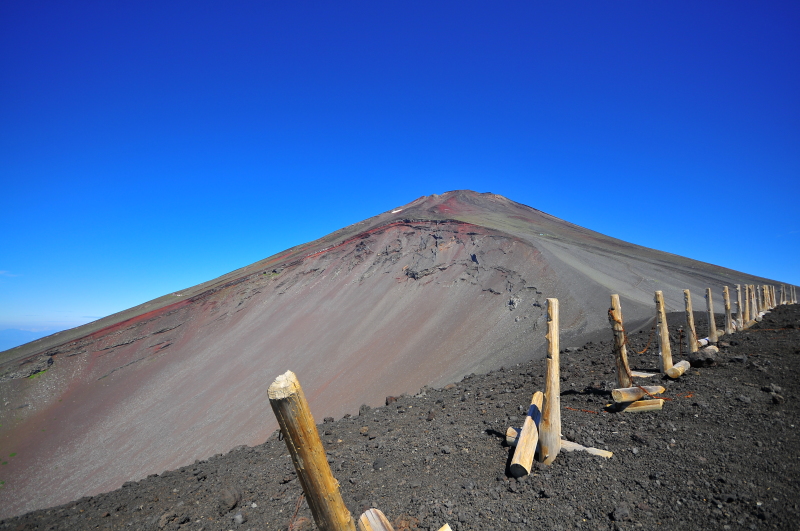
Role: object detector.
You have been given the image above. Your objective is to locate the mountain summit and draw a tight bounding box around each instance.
[0,190,775,517]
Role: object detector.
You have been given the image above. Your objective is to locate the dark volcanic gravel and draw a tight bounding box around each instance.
[3,305,799,531]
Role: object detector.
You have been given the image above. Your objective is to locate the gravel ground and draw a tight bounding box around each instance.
[2,304,798,531]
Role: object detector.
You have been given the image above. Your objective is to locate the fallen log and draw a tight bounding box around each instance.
[665,359,691,379]
[616,399,664,412]
[611,385,666,403]
[509,391,543,477]
[505,428,612,458]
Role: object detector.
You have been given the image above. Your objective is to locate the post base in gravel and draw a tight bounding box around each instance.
[269,370,356,531]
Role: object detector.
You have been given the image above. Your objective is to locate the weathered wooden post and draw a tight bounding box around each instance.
[537,298,560,465]
[757,286,764,314]
[705,288,718,344]
[735,284,744,330]
[752,285,761,322]
[269,371,356,531]
[655,291,673,373]
[683,290,699,353]
[744,285,751,326]
[723,286,734,334]
[509,391,543,477]
[609,294,632,388]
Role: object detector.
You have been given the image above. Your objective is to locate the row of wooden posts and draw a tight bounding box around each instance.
[267,282,797,531]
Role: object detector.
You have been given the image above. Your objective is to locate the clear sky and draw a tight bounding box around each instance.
[1,1,798,338]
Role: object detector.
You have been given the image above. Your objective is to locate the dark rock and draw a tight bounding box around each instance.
[359,404,371,416]
[426,410,435,421]
[689,349,717,367]
[771,393,785,404]
[323,416,334,424]
[386,396,398,405]
[217,486,241,515]
[612,503,632,522]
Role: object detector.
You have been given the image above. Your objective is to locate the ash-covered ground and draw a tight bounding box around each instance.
[3,304,798,531]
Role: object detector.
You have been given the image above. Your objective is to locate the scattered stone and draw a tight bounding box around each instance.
[217,486,241,515]
[233,511,247,524]
[612,503,632,522]
[359,404,371,416]
[386,396,398,405]
[771,393,785,404]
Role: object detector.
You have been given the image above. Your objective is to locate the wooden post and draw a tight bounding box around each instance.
[683,290,699,354]
[744,285,751,326]
[269,371,356,531]
[654,291,673,373]
[735,284,744,330]
[537,298,560,465]
[509,391,543,477]
[757,286,764,314]
[705,288,718,344]
[358,509,394,531]
[609,294,632,388]
[611,385,666,403]
[723,286,734,335]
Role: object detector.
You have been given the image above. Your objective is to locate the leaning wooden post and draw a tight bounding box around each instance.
[609,294,632,388]
[269,371,356,531]
[735,284,744,329]
[705,288,718,344]
[683,290,699,353]
[509,391,543,477]
[537,298,560,465]
[655,291,673,373]
[722,286,734,334]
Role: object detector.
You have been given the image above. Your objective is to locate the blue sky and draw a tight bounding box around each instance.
[1,1,798,338]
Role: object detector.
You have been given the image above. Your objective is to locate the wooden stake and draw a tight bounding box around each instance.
[744,285,751,325]
[611,385,666,403]
[358,509,394,531]
[654,291,673,373]
[509,391,543,477]
[665,359,690,379]
[269,371,356,531]
[616,399,664,412]
[722,286,734,334]
[537,298,561,465]
[609,294,632,388]
[630,370,658,378]
[735,284,744,330]
[683,290,699,354]
[705,288,718,344]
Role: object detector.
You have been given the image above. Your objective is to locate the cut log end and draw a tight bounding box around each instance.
[268,370,300,399]
[358,509,394,531]
[666,360,690,379]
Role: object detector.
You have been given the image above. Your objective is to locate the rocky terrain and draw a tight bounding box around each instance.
[3,303,797,531]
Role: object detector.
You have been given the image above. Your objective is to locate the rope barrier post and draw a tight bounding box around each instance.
[705,288,718,344]
[537,298,561,466]
[609,294,632,388]
[723,286,734,335]
[655,291,673,373]
[683,290,699,353]
[735,284,744,330]
[269,370,356,531]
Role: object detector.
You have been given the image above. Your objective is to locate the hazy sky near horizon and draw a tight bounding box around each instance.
[1,1,798,334]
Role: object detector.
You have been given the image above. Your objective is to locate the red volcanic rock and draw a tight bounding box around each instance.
[0,190,780,518]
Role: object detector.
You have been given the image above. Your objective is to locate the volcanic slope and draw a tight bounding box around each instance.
[0,190,781,518]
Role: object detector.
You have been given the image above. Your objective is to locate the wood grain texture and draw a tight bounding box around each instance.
[269,370,356,531]
[509,391,543,477]
[683,290,699,354]
[665,359,690,379]
[617,399,664,412]
[537,298,561,465]
[358,509,394,531]
[611,385,666,403]
[705,288,718,344]
[723,286,734,335]
[609,294,632,388]
[655,291,673,373]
